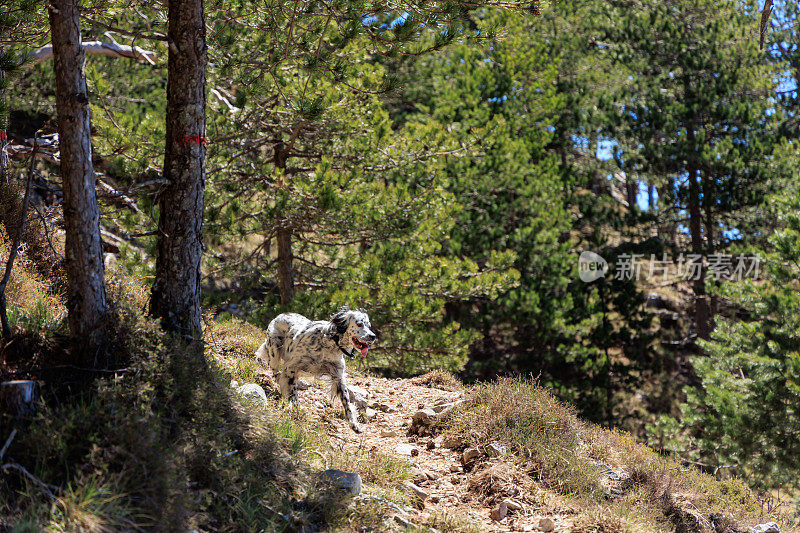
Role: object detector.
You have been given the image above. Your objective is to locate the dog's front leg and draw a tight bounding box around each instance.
[332,375,361,433]
[278,370,299,404]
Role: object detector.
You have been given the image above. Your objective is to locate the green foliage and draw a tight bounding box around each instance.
[381,6,657,424]
[677,182,800,493]
[0,300,408,530]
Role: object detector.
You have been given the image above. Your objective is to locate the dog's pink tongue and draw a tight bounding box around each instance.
[361,345,369,357]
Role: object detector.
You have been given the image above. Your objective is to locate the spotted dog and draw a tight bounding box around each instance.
[255,306,376,432]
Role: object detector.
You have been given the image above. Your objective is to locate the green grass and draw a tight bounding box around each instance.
[0,303,403,532]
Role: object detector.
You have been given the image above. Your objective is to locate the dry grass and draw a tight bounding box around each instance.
[410,369,463,390]
[437,376,798,533]
[444,377,603,498]
[0,227,66,336]
[467,461,535,506]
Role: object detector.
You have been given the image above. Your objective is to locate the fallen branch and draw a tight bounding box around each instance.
[29,41,157,66]
[1,462,58,500]
[0,429,17,462]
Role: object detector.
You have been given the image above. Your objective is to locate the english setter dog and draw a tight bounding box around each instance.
[255,306,376,432]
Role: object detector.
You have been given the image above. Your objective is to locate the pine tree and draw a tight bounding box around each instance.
[381,6,657,423]
[678,174,800,492]
[150,0,207,337]
[604,0,781,341]
[49,0,107,345]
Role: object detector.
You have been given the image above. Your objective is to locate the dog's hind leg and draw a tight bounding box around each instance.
[331,375,361,433]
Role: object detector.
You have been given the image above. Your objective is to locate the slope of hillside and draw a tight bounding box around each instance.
[211,318,798,533]
[0,236,794,532]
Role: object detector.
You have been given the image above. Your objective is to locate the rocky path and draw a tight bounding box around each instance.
[298,373,572,532]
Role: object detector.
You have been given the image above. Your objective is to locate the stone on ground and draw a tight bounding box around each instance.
[318,469,362,496]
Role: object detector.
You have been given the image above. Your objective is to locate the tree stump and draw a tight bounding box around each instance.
[0,380,38,418]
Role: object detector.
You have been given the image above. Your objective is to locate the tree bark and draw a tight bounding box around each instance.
[0,62,7,184]
[0,380,38,418]
[273,140,294,305]
[151,0,206,337]
[703,173,716,334]
[49,0,107,343]
[625,176,637,211]
[276,228,294,305]
[687,162,710,340]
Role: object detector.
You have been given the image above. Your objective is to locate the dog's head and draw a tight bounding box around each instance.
[330,306,376,357]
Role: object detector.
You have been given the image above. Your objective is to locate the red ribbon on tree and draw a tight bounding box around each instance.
[0,132,7,141]
[177,135,207,146]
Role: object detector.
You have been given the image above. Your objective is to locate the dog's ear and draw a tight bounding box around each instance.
[330,308,350,334]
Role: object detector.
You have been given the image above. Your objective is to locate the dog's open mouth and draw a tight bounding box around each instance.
[352,337,370,357]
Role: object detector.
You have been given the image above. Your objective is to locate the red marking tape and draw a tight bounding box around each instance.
[177,135,207,146]
[0,132,7,141]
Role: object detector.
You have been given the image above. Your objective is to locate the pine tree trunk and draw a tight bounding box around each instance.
[0,63,8,184]
[49,0,107,343]
[274,141,294,305]
[0,380,37,418]
[625,177,637,210]
[688,165,710,340]
[703,175,716,334]
[276,228,294,305]
[151,0,206,337]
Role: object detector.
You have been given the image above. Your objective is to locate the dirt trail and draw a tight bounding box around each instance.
[299,373,575,532]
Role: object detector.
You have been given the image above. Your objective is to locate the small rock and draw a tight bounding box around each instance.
[750,523,780,533]
[429,495,440,503]
[490,502,508,521]
[235,383,268,406]
[523,525,535,532]
[381,429,399,437]
[504,499,522,511]
[318,469,362,496]
[350,385,369,398]
[404,481,428,500]
[449,464,461,473]
[412,408,439,426]
[394,515,411,527]
[483,442,508,457]
[410,468,428,484]
[539,517,555,532]
[363,407,377,420]
[442,435,463,449]
[411,448,419,457]
[395,443,416,456]
[462,447,481,463]
[425,470,436,480]
[295,378,310,390]
[426,440,436,450]
[375,403,396,413]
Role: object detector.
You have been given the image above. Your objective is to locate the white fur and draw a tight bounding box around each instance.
[255,306,375,432]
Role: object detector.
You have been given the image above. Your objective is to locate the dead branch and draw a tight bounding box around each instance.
[29,40,158,66]
[1,461,58,500]
[0,429,16,462]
